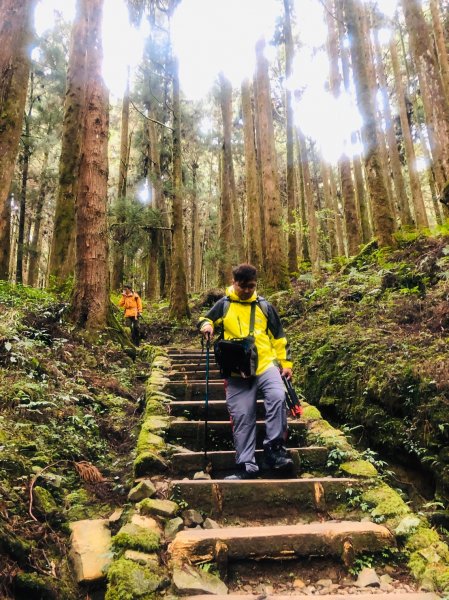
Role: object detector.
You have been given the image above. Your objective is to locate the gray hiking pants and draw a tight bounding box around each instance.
[225,366,287,472]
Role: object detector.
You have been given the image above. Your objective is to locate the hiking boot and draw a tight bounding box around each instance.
[224,470,259,480]
[264,442,294,471]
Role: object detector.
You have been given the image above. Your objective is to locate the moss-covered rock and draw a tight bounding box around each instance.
[14,572,61,599]
[137,498,179,518]
[134,451,168,477]
[339,460,378,478]
[33,486,60,519]
[112,525,160,553]
[301,404,322,420]
[362,484,410,518]
[105,557,166,600]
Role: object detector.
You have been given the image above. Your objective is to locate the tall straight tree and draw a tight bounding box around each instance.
[344,0,395,246]
[327,0,361,255]
[218,72,244,261]
[0,0,35,280]
[402,0,449,186]
[284,0,298,274]
[241,78,263,270]
[190,161,201,291]
[49,0,87,285]
[169,54,190,319]
[429,0,449,102]
[111,72,130,291]
[254,38,289,288]
[70,0,110,328]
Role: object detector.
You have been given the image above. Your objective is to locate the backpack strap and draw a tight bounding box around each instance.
[249,301,256,336]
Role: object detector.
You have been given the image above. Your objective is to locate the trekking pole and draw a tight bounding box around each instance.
[204,332,211,467]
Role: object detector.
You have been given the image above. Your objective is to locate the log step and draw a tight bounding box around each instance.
[169,399,265,420]
[167,420,306,451]
[169,447,328,474]
[170,370,221,381]
[165,381,225,400]
[167,348,202,355]
[169,521,394,564]
[184,595,438,600]
[169,362,218,372]
[168,478,356,516]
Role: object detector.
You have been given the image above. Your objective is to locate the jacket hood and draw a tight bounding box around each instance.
[226,285,257,303]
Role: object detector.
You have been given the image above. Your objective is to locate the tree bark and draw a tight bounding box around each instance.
[190,161,201,292]
[27,147,50,287]
[284,0,298,273]
[298,129,320,272]
[241,78,263,271]
[111,72,130,291]
[320,159,338,257]
[429,0,449,103]
[0,0,35,280]
[373,26,414,227]
[328,0,361,254]
[255,38,289,288]
[70,0,110,329]
[169,55,190,319]
[344,0,395,246]
[49,0,87,285]
[389,35,428,227]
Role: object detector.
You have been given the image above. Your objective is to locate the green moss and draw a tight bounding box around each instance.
[112,529,160,553]
[301,404,322,420]
[362,484,410,518]
[406,526,441,551]
[136,431,165,455]
[340,460,378,478]
[134,451,168,476]
[33,486,59,517]
[14,572,60,599]
[105,557,165,600]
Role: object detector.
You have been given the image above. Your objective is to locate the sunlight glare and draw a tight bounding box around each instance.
[102,0,148,97]
[371,0,400,19]
[172,0,278,100]
[138,180,152,204]
[34,0,75,35]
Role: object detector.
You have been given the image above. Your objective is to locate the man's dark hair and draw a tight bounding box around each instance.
[232,263,257,283]
[123,284,132,290]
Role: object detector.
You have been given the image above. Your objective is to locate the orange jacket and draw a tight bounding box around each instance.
[119,291,142,318]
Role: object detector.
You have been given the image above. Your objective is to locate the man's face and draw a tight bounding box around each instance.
[123,287,131,294]
[233,279,257,301]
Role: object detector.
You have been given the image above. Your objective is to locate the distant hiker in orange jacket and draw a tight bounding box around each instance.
[119,284,142,345]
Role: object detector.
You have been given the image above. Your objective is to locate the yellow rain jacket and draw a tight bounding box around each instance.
[198,286,292,376]
[119,291,142,318]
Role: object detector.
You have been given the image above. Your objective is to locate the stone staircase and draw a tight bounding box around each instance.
[160,347,438,599]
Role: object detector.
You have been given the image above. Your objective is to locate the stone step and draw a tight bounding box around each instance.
[169,354,210,362]
[169,399,265,420]
[169,521,394,564]
[170,370,222,381]
[167,348,202,355]
[167,420,306,451]
[166,381,225,400]
[169,447,328,474]
[169,362,218,372]
[183,595,438,600]
[168,478,356,517]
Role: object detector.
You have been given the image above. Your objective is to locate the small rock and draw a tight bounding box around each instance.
[380,582,394,592]
[69,519,112,583]
[356,568,380,588]
[131,514,159,531]
[316,578,333,587]
[264,585,274,594]
[128,480,156,502]
[379,574,393,585]
[293,578,306,589]
[165,517,184,541]
[124,549,159,566]
[173,564,227,595]
[108,509,123,524]
[138,498,179,518]
[182,509,203,527]
[193,470,211,480]
[203,517,220,529]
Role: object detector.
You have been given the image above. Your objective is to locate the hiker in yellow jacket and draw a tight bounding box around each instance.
[198,263,293,479]
[119,284,142,346]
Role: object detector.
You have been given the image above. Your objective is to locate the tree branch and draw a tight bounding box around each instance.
[130,100,174,130]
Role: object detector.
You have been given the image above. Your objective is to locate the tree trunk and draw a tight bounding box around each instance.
[329,166,346,255]
[218,146,235,286]
[389,35,428,227]
[298,129,320,272]
[169,55,190,319]
[320,160,338,257]
[70,0,110,329]
[190,161,201,291]
[0,0,35,280]
[218,72,244,261]
[284,0,298,274]
[111,72,130,291]
[255,38,289,288]
[241,78,263,270]
[27,147,50,287]
[373,26,414,227]
[253,74,267,263]
[430,0,449,103]
[16,106,32,284]
[49,0,87,285]
[402,0,449,185]
[344,0,395,246]
[327,0,361,254]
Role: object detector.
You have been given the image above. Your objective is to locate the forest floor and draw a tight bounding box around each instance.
[1,228,449,598]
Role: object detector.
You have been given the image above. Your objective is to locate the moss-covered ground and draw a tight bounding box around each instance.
[0,282,154,599]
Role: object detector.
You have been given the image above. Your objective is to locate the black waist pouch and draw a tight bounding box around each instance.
[214,336,258,378]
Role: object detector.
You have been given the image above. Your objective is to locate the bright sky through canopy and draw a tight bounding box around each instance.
[172,0,278,100]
